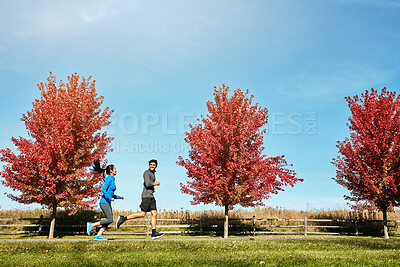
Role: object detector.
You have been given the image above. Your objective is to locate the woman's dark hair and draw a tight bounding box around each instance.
[149,159,158,166]
[92,159,115,179]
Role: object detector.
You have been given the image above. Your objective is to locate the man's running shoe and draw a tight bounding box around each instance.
[151,231,164,240]
[116,215,127,229]
[94,235,108,241]
[87,222,93,236]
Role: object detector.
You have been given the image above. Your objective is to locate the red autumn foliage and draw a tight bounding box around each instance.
[0,73,113,215]
[333,88,400,212]
[177,84,301,209]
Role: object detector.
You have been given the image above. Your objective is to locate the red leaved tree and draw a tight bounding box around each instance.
[0,73,113,238]
[333,88,400,239]
[177,84,302,238]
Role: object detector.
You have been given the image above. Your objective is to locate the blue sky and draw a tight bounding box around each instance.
[1,0,399,213]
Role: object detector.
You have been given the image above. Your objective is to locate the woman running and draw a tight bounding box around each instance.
[87,159,124,240]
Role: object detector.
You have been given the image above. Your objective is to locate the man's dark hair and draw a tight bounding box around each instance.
[149,159,158,166]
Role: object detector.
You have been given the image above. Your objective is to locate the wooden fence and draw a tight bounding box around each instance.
[0,217,45,234]
[1,216,400,236]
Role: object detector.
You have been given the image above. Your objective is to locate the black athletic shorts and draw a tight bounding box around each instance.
[140,197,157,212]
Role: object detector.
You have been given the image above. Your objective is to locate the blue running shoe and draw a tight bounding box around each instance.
[94,235,108,241]
[87,222,93,236]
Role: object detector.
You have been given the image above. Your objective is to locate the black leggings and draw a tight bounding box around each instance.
[99,203,113,230]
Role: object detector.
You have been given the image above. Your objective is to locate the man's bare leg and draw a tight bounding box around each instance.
[127,211,146,220]
[150,210,164,239]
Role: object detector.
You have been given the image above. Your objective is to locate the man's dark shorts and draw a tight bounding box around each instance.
[140,197,157,212]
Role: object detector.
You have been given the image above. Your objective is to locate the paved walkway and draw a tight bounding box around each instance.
[0,237,355,242]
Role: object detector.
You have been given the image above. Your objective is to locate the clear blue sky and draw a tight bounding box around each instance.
[1,0,399,213]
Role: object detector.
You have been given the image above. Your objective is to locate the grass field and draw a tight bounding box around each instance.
[0,237,399,266]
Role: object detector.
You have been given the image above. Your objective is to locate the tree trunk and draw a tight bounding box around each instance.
[383,207,389,239]
[224,205,229,239]
[48,205,57,239]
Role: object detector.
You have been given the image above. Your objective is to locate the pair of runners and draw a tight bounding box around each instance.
[87,159,164,240]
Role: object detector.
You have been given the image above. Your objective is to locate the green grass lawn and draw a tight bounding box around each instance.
[0,238,399,266]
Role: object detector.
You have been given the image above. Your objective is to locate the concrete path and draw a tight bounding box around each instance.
[0,237,354,242]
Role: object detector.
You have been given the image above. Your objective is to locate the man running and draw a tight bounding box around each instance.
[116,159,164,239]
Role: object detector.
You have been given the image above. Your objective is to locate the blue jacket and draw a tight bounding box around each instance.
[99,175,121,204]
